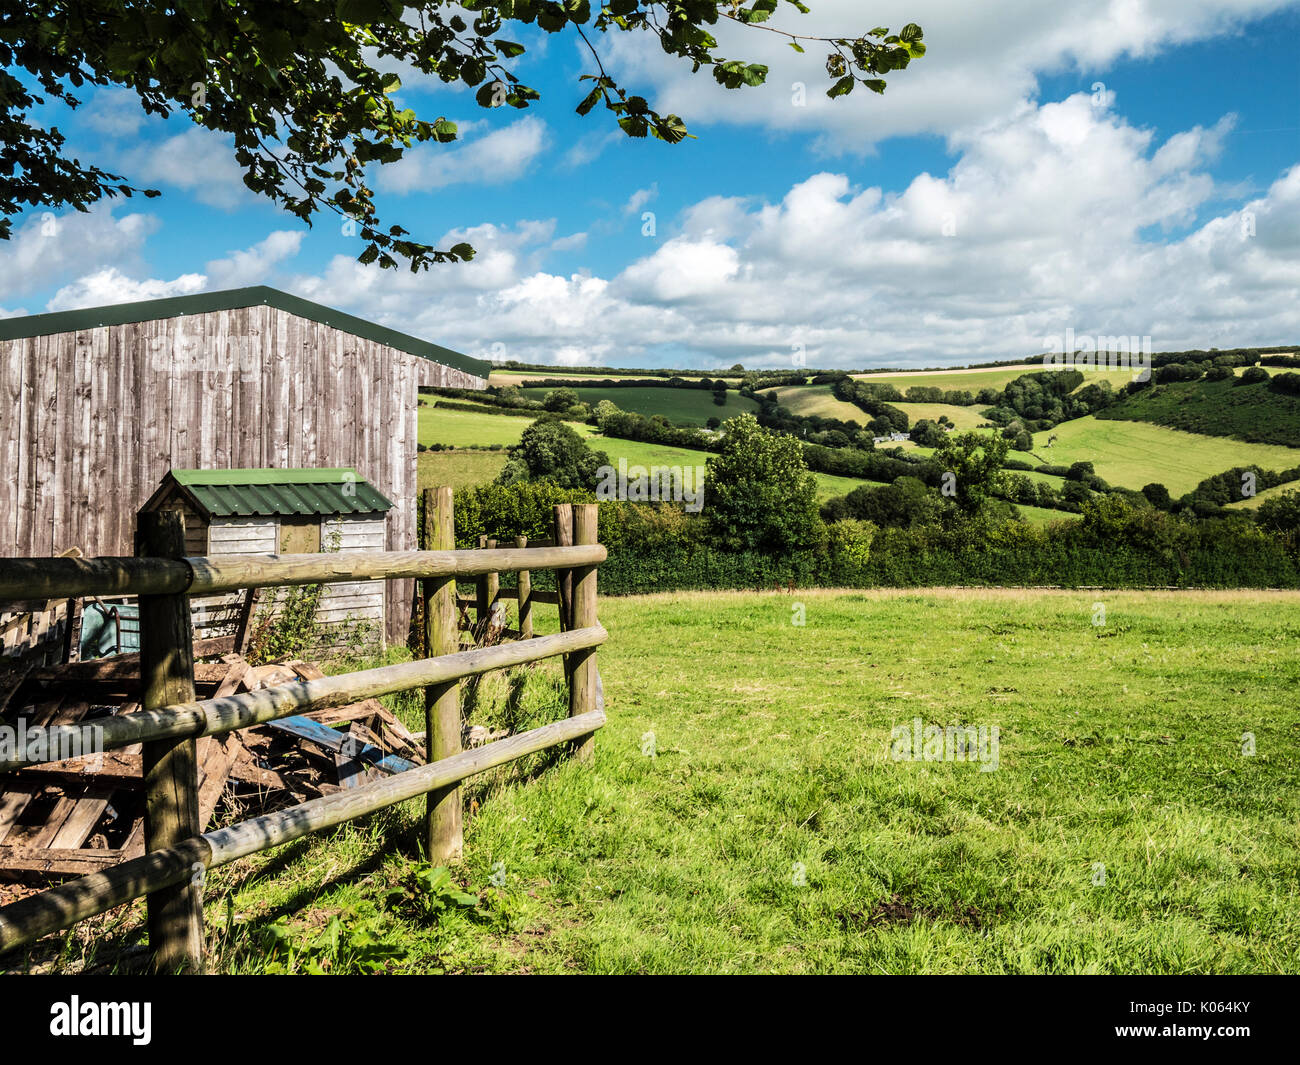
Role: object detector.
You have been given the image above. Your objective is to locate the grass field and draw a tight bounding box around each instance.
[852,366,1125,393]
[1029,417,1300,495]
[520,385,758,426]
[1097,377,1300,448]
[36,589,1296,975]
[1226,481,1300,510]
[417,450,509,492]
[490,371,745,388]
[414,407,881,502]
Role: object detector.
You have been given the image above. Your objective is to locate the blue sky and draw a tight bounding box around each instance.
[2,0,1298,369]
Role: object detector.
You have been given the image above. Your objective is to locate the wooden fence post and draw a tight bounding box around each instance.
[568,504,599,763]
[423,487,462,863]
[475,535,499,631]
[552,503,575,699]
[136,509,205,973]
[515,535,532,639]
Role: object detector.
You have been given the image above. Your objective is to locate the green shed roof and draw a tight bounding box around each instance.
[0,285,490,380]
[160,468,394,518]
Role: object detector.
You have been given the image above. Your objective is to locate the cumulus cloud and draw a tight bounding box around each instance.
[0,207,160,299]
[376,116,548,193]
[597,0,1292,150]
[119,127,254,209]
[16,228,306,312]
[283,93,1300,368]
[205,231,306,289]
[46,268,206,311]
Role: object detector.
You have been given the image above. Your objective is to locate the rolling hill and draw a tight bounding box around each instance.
[1096,376,1300,447]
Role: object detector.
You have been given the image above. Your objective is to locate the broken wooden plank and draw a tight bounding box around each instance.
[48,787,115,850]
[14,750,143,786]
[0,845,126,877]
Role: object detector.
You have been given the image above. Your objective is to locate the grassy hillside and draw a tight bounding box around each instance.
[492,371,745,388]
[1226,481,1299,510]
[415,408,879,501]
[520,385,759,426]
[137,588,1300,975]
[1096,377,1300,447]
[852,366,1124,393]
[1030,417,1300,495]
[774,386,999,431]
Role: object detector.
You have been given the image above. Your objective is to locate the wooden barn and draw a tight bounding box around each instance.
[141,467,394,644]
[0,286,490,641]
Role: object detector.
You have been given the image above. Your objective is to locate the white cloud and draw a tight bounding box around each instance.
[21,229,305,312]
[119,127,253,209]
[284,92,1300,368]
[596,0,1293,149]
[205,231,305,289]
[623,184,659,215]
[46,268,206,311]
[0,207,160,298]
[376,116,548,193]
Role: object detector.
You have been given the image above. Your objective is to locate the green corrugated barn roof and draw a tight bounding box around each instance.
[0,285,491,380]
[156,468,394,518]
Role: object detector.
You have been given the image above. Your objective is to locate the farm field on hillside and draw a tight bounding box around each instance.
[772,386,1001,431]
[853,366,1124,393]
[1096,377,1300,448]
[418,405,595,449]
[589,433,882,502]
[521,385,758,426]
[492,371,746,388]
[894,402,990,430]
[417,449,509,492]
[772,384,866,422]
[152,589,1300,975]
[1029,417,1300,495]
[1226,481,1299,509]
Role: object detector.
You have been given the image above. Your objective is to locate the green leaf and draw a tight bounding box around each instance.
[788,42,805,54]
[900,23,924,42]
[827,76,854,99]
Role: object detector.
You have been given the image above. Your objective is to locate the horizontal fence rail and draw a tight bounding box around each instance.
[0,495,606,971]
[0,545,607,602]
[0,625,607,773]
[0,709,606,957]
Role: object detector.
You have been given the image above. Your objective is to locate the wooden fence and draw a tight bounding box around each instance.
[0,489,606,972]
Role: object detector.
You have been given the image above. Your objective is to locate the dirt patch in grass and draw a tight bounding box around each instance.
[840,894,998,931]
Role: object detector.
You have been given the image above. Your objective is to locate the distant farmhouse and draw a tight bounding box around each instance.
[0,286,490,640]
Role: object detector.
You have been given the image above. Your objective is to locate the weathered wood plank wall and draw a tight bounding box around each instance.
[0,306,483,640]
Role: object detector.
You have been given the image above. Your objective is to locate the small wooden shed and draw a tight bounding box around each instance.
[141,467,394,645]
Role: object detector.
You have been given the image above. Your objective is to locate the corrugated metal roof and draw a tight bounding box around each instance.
[0,286,491,381]
[166,468,393,518]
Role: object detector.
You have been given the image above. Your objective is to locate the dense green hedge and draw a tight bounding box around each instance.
[436,482,1299,597]
[593,522,1299,592]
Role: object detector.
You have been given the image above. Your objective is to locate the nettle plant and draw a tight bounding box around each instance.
[2,1,924,267]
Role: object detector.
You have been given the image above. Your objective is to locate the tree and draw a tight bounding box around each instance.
[840,476,943,528]
[593,398,622,429]
[543,386,580,412]
[705,413,820,552]
[2,3,925,265]
[711,380,728,406]
[498,416,609,490]
[909,418,946,448]
[1142,482,1173,510]
[929,431,1010,513]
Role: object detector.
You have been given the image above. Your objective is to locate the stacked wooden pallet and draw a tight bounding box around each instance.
[0,648,425,883]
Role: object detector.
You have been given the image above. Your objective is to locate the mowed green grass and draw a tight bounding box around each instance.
[1030,416,1300,495]
[520,386,758,426]
[42,589,1295,975]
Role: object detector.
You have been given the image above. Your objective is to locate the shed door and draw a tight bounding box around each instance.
[279,518,321,554]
